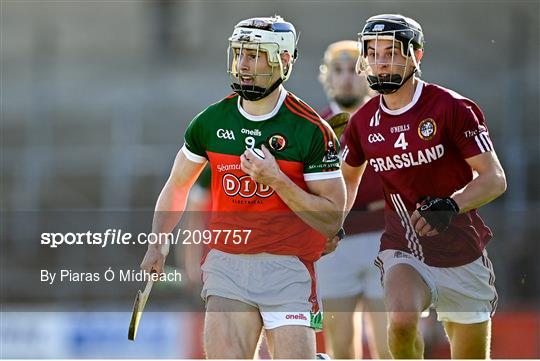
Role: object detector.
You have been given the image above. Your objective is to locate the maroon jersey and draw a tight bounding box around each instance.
[320,104,385,234]
[342,81,494,267]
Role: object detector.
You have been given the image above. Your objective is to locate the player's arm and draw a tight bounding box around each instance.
[275,171,346,238]
[342,161,367,214]
[140,149,207,273]
[411,100,507,237]
[153,149,207,232]
[240,145,345,238]
[451,151,506,212]
[411,151,506,237]
[317,160,367,254]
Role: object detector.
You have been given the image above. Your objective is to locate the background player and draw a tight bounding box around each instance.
[341,14,506,358]
[315,40,390,359]
[140,15,345,359]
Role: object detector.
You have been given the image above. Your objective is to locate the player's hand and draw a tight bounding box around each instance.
[240,145,282,187]
[323,228,345,255]
[410,197,459,237]
[140,246,167,275]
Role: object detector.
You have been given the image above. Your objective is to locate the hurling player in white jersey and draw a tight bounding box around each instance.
[315,40,390,359]
[340,14,506,358]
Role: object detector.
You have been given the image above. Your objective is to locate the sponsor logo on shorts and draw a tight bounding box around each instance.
[285,313,308,321]
[393,250,412,259]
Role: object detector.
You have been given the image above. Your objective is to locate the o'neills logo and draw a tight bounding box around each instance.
[285,313,308,320]
[268,134,287,151]
[241,128,262,137]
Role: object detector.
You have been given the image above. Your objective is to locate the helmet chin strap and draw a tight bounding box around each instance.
[367,69,416,95]
[231,78,283,101]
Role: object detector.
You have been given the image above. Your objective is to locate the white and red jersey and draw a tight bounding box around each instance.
[342,80,495,267]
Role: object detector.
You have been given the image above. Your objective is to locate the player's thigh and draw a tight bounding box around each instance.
[384,263,431,313]
[265,325,316,359]
[204,295,263,358]
[443,320,491,359]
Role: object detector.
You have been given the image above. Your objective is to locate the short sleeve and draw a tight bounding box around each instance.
[303,124,341,182]
[182,112,208,163]
[448,99,494,159]
[342,115,367,167]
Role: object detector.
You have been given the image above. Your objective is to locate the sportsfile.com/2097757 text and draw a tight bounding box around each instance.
[40,229,252,248]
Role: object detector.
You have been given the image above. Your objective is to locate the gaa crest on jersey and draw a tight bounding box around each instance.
[268,134,287,151]
[418,118,436,140]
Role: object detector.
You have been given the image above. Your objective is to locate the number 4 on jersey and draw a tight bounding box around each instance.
[394,132,408,150]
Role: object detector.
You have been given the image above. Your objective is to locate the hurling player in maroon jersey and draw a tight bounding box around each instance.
[315,40,390,359]
[341,14,506,358]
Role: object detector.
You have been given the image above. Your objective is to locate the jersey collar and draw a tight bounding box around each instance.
[237,88,287,122]
[379,80,424,116]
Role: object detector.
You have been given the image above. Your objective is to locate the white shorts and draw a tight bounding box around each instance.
[316,231,383,300]
[201,249,322,330]
[375,249,498,324]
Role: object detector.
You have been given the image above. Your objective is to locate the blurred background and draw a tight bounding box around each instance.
[1,0,539,358]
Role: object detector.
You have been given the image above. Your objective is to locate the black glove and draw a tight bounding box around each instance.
[417,197,459,233]
[322,228,346,255]
[336,227,346,241]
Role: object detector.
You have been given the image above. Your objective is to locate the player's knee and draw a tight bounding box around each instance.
[269,326,316,359]
[205,347,248,359]
[384,291,423,313]
[330,334,355,359]
[388,311,419,340]
[272,337,315,359]
[204,337,253,359]
[332,347,355,360]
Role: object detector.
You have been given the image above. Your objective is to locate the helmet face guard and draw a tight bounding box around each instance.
[227,42,283,101]
[227,16,297,101]
[357,14,424,94]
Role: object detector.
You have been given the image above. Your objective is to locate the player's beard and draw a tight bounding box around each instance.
[366,62,416,94]
[232,72,280,101]
[334,95,361,109]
